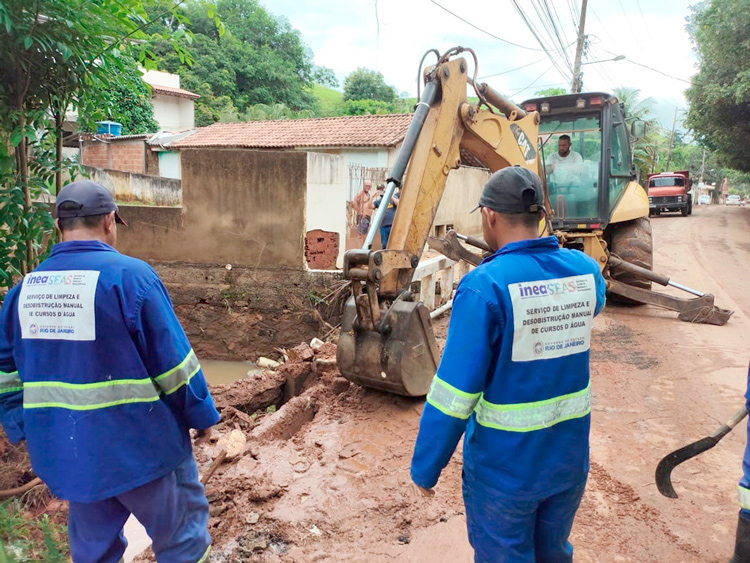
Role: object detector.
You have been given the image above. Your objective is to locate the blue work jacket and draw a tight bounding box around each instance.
[739,366,750,515]
[0,241,220,502]
[411,236,607,499]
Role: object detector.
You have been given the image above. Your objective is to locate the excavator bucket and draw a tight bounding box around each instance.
[336,296,440,397]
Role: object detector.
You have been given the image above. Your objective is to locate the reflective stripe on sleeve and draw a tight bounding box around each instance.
[196,545,211,563]
[474,382,591,432]
[23,378,161,410]
[426,375,481,420]
[154,349,201,395]
[0,370,22,395]
[739,486,750,510]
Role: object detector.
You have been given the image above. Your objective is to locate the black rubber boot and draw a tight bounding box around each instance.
[730,513,750,563]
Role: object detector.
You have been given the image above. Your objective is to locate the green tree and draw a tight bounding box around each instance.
[686,0,750,172]
[313,66,339,88]
[343,68,396,103]
[80,56,159,134]
[0,0,191,291]
[613,87,661,181]
[345,99,393,115]
[144,0,316,124]
[534,87,567,97]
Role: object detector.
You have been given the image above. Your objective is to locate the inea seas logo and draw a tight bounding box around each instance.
[27,273,74,286]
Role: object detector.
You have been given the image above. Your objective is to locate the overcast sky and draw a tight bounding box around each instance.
[264,0,698,128]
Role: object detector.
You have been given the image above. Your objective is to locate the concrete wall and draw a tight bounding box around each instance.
[152,94,195,131]
[433,166,490,237]
[305,152,347,268]
[84,166,181,206]
[115,149,308,268]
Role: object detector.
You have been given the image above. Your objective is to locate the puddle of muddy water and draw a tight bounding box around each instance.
[200,359,263,386]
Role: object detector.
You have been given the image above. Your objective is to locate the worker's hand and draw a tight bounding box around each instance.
[410,483,435,500]
[194,428,212,446]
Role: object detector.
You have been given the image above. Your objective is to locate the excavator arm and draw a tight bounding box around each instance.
[337,49,545,396]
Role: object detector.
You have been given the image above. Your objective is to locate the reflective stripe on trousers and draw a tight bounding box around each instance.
[0,370,22,395]
[740,486,750,510]
[427,375,591,432]
[23,349,200,410]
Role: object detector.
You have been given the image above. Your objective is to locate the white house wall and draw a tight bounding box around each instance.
[306,152,348,268]
[151,94,195,131]
[158,152,181,179]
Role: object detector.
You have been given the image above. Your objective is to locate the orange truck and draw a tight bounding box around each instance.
[648,170,693,217]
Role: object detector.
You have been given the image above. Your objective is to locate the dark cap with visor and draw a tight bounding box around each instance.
[471,166,544,214]
[56,180,127,226]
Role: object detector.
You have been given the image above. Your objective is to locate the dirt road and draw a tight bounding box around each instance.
[188,205,750,562]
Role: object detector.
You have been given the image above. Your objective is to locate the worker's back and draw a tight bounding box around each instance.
[1,240,203,502]
[421,236,606,498]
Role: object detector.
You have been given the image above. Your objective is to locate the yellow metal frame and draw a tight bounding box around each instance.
[609,180,649,224]
[381,58,542,294]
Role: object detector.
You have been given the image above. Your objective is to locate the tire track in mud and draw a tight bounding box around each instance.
[575,460,705,562]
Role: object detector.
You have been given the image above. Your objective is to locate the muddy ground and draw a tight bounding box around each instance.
[3,205,749,562]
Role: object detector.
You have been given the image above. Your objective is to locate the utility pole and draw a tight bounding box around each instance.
[665,107,678,171]
[571,0,588,94]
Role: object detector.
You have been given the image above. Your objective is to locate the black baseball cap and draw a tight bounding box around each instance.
[471,166,544,214]
[56,180,127,226]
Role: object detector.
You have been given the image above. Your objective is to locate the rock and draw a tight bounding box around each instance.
[246,512,260,525]
[310,337,325,350]
[257,357,281,369]
[215,429,246,460]
[287,343,314,363]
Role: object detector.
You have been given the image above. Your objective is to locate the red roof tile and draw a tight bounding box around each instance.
[150,84,200,100]
[171,113,413,149]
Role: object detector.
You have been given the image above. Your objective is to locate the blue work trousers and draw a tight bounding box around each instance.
[68,456,211,563]
[380,225,392,249]
[463,477,587,563]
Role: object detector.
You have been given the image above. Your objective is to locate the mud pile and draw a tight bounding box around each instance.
[128,338,464,562]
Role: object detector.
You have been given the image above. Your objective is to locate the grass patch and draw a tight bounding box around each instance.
[0,500,68,563]
[312,84,345,117]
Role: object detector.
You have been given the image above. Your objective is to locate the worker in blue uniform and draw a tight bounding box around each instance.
[411,166,606,562]
[733,366,750,563]
[0,181,220,563]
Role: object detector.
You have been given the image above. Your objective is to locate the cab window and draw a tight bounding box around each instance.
[539,116,601,220]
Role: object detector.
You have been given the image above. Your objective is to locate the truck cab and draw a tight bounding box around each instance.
[647,171,692,217]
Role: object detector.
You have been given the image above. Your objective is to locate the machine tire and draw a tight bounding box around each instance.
[608,217,654,305]
[681,205,689,217]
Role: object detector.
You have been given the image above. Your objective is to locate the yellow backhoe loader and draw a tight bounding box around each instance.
[336,47,732,397]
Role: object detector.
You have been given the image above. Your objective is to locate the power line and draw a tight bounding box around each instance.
[508,63,557,96]
[588,7,616,45]
[634,0,653,41]
[537,0,574,73]
[429,0,546,51]
[616,0,644,52]
[478,57,547,79]
[509,0,572,82]
[623,59,691,84]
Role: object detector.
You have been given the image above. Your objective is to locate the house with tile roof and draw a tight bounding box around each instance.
[142,70,200,131]
[170,113,489,265]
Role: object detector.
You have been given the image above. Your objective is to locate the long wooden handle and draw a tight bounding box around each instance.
[200,449,227,486]
[712,406,749,440]
[0,477,42,499]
